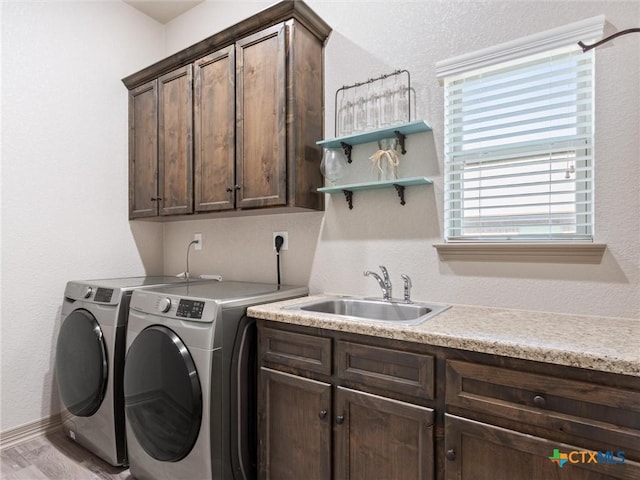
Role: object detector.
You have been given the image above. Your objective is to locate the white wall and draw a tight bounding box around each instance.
[163,0,640,319]
[1,0,638,436]
[0,1,165,432]
[163,0,272,55]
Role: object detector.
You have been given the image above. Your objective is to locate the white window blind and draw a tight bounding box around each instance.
[437,17,603,243]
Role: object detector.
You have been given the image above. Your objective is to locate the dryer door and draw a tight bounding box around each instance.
[124,325,202,462]
[55,309,108,416]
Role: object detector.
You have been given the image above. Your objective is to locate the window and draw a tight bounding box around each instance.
[437,16,604,243]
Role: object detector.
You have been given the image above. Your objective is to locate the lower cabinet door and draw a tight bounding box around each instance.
[334,386,435,480]
[445,414,640,480]
[258,368,332,480]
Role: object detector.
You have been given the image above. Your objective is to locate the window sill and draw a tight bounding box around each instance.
[433,243,606,263]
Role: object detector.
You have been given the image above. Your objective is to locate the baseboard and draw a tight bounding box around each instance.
[0,414,62,450]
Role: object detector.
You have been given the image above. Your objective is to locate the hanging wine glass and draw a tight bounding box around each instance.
[355,85,367,133]
[395,77,409,124]
[381,75,394,126]
[367,81,380,130]
[337,88,347,136]
[391,73,401,125]
[344,88,355,136]
[320,148,347,186]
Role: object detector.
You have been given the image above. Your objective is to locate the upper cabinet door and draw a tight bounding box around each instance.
[128,80,158,219]
[194,46,236,212]
[236,23,287,209]
[158,65,193,216]
[286,20,325,211]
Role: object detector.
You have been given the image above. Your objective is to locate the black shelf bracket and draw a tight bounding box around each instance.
[394,184,406,205]
[394,131,407,155]
[342,189,354,209]
[340,142,353,163]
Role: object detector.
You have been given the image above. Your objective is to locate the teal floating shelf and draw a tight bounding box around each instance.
[318,176,432,194]
[316,120,432,150]
[318,176,432,209]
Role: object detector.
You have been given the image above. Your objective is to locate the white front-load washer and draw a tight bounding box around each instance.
[123,281,308,480]
[55,276,213,466]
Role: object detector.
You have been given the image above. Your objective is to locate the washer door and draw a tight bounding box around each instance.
[124,325,202,462]
[55,309,108,417]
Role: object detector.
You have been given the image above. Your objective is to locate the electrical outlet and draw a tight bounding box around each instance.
[273,231,288,250]
[194,233,202,251]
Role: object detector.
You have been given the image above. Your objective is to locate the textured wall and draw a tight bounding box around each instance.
[0,1,165,432]
[1,0,637,439]
[163,0,640,319]
[163,212,323,285]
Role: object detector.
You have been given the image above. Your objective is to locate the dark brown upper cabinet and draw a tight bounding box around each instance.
[128,65,193,219]
[128,80,158,219]
[193,46,235,212]
[124,1,330,220]
[158,65,193,216]
[236,24,287,209]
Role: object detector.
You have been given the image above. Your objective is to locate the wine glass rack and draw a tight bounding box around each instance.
[334,69,411,138]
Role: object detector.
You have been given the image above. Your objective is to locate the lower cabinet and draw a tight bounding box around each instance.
[259,368,331,479]
[257,320,640,480]
[257,324,435,480]
[445,414,640,480]
[334,386,434,480]
[445,360,640,480]
[258,367,434,480]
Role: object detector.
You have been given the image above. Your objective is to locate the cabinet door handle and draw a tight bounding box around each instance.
[150,197,162,202]
[336,415,345,425]
[225,187,233,193]
[318,409,328,420]
[533,395,546,408]
[446,449,456,461]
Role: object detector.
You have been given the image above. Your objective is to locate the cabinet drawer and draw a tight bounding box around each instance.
[446,360,640,458]
[337,341,435,400]
[261,326,331,376]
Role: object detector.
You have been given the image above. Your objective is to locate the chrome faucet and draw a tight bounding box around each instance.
[364,265,392,301]
[401,274,412,303]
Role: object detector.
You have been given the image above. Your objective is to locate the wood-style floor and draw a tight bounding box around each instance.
[1,429,131,480]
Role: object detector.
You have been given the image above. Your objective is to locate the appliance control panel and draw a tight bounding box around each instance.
[176,299,205,319]
[94,288,114,303]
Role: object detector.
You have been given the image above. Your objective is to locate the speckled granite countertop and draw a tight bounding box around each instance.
[248,294,640,377]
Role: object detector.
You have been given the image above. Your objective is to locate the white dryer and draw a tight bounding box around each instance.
[55,276,212,466]
[123,281,308,480]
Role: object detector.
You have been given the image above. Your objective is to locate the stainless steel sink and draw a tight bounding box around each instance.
[284,296,450,325]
